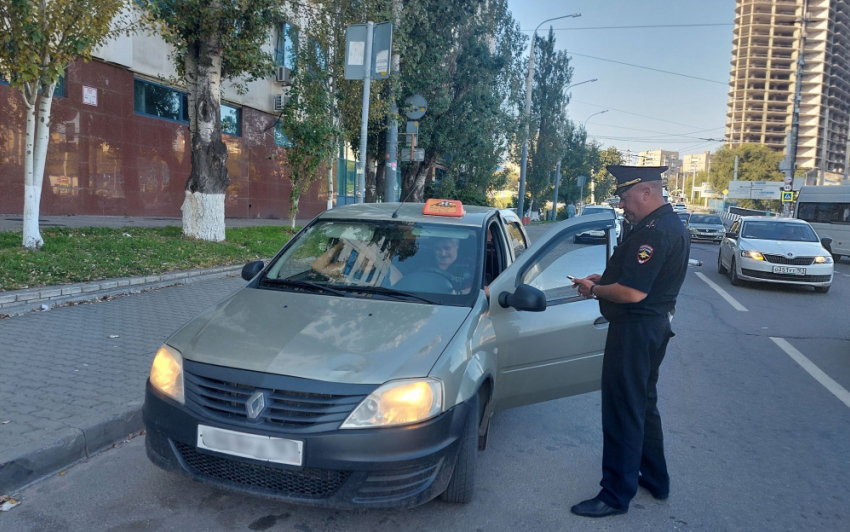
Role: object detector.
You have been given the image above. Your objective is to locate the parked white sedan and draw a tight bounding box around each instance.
[718,217,834,293]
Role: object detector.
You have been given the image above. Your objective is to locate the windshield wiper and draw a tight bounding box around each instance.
[260,278,349,297]
[335,285,438,304]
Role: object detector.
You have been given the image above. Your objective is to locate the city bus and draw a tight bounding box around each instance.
[794,185,850,261]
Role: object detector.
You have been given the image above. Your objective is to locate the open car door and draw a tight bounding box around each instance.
[488,214,616,411]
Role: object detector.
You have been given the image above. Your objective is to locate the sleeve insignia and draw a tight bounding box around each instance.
[637,244,654,264]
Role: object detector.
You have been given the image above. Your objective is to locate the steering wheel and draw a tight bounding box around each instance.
[393,267,455,293]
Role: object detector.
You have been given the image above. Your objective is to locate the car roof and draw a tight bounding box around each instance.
[315,202,496,228]
[739,216,809,224]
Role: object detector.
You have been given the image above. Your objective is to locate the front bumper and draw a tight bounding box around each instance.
[143,380,472,509]
[737,257,833,286]
[689,230,724,242]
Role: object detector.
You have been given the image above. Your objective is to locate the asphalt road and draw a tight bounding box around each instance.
[3,234,849,532]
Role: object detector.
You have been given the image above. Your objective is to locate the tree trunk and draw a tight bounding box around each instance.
[181,38,228,242]
[22,83,54,250]
[375,159,386,202]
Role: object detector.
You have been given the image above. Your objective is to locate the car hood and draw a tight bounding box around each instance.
[167,288,472,384]
[740,239,828,256]
[690,223,725,230]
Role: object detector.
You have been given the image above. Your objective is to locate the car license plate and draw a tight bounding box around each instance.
[197,425,303,466]
[773,266,806,275]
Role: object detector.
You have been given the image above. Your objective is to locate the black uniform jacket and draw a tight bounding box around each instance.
[598,204,690,322]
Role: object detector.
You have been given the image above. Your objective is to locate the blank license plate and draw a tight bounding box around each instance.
[197,425,303,466]
[773,266,806,275]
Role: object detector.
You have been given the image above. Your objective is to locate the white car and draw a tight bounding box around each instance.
[717,217,834,293]
[672,203,688,214]
[575,205,621,242]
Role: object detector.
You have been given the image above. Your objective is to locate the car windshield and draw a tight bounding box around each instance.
[741,221,819,242]
[261,220,481,306]
[689,215,722,225]
[677,213,690,222]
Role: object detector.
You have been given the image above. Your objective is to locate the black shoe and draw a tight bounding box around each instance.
[570,497,628,518]
[638,476,669,500]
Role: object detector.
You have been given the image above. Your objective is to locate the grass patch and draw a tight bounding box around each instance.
[0,226,296,291]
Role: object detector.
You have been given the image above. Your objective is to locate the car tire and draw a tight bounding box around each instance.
[717,252,727,274]
[440,393,479,504]
[729,258,742,286]
[815,285,830,294]
[574,235,580,244]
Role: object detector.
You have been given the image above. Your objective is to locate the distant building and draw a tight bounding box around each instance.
[683,152,712,174]
[725,0,850,177]
[637,149,681,189]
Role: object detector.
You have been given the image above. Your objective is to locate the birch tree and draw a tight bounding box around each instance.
[137,0,280,241]
[0,0,125,249]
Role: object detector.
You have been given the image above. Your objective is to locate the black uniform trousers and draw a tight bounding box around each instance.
[597,316,672,510]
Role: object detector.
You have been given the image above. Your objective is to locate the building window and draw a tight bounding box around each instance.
[274,22,298,70]
[0,75,65,98]
[134,79,189,123]
[221,104,241,136]
[274,122,292,147]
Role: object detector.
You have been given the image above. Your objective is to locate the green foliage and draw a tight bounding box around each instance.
[136,0,280,85]
[0,226,294,291]
[0,0,125,94]
[709,143,784,210]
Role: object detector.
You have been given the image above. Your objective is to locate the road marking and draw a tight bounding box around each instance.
[694,272,748,311]
[770,337,850,410]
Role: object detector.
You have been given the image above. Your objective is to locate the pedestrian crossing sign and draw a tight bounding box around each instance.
[781,191,794,202]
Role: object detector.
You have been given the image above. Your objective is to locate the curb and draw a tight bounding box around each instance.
[0,265,245,317]
[0,404,143,494]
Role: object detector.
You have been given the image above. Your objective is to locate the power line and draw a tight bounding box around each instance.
[571,99,723,131]
[589,123,725,140]
[567,51,727,85]
[521,23,734,32]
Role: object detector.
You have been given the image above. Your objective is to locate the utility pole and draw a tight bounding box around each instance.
[355,22,374,203]
[780,0,808,216]
[550,160,562,221]
[383,1,401,203]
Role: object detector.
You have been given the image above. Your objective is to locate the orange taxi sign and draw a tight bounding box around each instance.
[423,199,465,217]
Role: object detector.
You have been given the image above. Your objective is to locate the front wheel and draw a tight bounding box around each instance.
[440,394,479,504]
[717,252,727,274]
[730,258,742,286]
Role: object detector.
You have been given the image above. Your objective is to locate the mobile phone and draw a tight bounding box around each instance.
[567,275,579,282]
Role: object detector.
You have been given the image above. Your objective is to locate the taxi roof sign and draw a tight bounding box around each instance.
[423,199,464,217]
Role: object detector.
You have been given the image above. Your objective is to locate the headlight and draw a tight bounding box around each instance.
[341,378,443,429]
[814,255,833,264]
[741,250,764,261]
[150,345,184,404]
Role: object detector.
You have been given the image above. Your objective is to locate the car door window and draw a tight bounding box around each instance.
[520,225,610,305]
[484,222,507,286]
[729,220,740,235]
[506,222,528,259]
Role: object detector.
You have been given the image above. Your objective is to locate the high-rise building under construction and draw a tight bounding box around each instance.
[725,0,850,179]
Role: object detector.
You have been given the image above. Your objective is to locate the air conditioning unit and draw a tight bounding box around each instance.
[273,94,290,111]
[276,66,292,85]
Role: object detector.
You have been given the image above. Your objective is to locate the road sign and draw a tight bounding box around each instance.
[371,22,392,79]
[750,181,782,200]
[404,94,427,119]
[781,191,794,202]
[784,184,792,191]
[577,175,587,187]
[344,25,368,80]
[400,148,425,162]
[722,189,728,195]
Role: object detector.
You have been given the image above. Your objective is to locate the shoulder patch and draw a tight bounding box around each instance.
[637,244,654,264]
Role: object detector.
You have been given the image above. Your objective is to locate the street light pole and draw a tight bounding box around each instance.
[517,13,580,223]
[582,109,608,129]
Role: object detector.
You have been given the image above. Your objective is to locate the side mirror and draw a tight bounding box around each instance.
[725,232,737,239]
[498,284,547,312]
[241,260,264,281]
[821,236,833,252]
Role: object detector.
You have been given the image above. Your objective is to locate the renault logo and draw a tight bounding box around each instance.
[245,390,266,420]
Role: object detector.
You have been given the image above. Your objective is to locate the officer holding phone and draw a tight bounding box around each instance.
[569,166,690,518]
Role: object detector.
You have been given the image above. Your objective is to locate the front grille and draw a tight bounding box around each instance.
[174,442,350,498]
[763,254,814,266]
[742,268,831,283]
[182,361,374,434]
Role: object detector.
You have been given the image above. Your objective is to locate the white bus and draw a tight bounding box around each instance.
[794,185,850,261]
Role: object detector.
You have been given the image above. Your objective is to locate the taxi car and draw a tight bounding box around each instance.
[717,216,834,293]
[574,205,620,243]
[143,200,616,508]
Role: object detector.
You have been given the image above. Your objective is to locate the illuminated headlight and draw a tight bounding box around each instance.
[741,250,764,261]
[149,345,184,404]
[341,379,443,429]
[814,255,833,264]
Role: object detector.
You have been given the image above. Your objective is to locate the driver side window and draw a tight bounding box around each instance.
[729,220,740,235]
[521,225,609,305]
[484,222,507,287]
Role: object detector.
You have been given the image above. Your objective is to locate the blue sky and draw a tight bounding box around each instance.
[507,0,737,161]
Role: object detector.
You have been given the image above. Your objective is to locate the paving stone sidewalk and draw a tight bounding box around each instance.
[0,275,246,493]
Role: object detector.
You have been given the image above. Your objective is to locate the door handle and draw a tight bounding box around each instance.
[594,316,608,326]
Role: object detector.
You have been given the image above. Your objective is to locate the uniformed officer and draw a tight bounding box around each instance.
[570,165,690,518]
